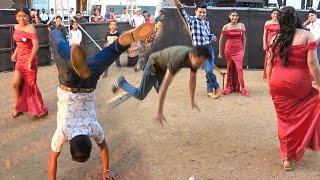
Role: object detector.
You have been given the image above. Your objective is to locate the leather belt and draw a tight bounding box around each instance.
[60,84,95,93]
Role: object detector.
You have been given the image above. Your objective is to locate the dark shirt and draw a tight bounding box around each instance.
[74,17,87,23]
[104,31,120,42]
[148,45,197,76]
[50,25,68,36]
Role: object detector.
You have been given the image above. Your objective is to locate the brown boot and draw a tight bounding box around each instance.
[70,45,91,79]
[118,23,155,46]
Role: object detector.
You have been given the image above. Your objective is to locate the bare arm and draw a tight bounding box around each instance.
[48,150,60,180]
[263,22,268,50]
[11,47,19,62]
[242,23,246,53]
[189,71,200,111]
[218,25,227,59]
[98,140,113,179]
[28,25,39,70]
[307,34,320,90]
[155,69,174,126]
[302,19,310,28]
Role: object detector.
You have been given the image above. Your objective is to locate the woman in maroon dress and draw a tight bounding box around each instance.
[218,10,249,96]
[267,6,320,171]
[263,9,280,79]
[11,6,48,118]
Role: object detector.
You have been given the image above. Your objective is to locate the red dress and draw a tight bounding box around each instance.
[263,23,280,79]
[222,29,249,96]
[269,42,320,161]
[13,30,48,117]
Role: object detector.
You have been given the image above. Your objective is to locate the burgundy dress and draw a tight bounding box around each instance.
[13,30,48,117]
[269,41,320,161]
[263,23,280,79]
[222,29,249,96]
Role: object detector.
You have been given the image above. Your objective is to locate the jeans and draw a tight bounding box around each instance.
[103,57,121,75]
[50,30,128,88]
[119,65,163,100]
[201,45,220,93]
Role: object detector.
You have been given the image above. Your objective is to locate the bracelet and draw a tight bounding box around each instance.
[103,169,112,173]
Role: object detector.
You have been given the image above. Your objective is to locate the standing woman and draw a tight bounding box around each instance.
[267,6,320,171]
[262,9,280,79]
[218,10,249,96]
[11,6,48,118]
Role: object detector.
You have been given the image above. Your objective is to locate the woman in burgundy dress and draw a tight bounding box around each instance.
[263,8,280,79]
[11,6,48,118]
[267,6,320,171]
[218,10,249,96]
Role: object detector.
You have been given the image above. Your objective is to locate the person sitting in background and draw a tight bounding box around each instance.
[30,9,41,24]
[69,20,82,46]
[105,8,117,23]
[74,11,87,23]
[39,8,48,24]
[91,8,104,22]
[49,8,55,23]
[48,16,67,36]
[102,20,121,77]
[119,7,130,22]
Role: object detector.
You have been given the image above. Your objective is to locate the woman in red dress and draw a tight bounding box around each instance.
[267,6,320,171]
[11,6,48,118]
[262,9,280,79]
[218,10,249,96]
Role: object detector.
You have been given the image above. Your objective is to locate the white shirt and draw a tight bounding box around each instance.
[69,29,82,45]
[306,18,320,40]
[40,13,48,22]
[130,15,145,27]
[119,13,131,22]
[49,13,55,22]
[51,88,105,152]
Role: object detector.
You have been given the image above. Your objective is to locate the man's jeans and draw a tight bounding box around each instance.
[50,30,127,87]
[119,65,163,100]
[202,45,219,93]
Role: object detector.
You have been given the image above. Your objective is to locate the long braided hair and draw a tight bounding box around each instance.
[270,6,302,66]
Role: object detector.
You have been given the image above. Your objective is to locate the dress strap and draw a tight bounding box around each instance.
[307,41,317,50]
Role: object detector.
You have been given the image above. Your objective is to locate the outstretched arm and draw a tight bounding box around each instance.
[48,150,60,180]
[174,0,193,25]
[189,71,200,111]
[98,140,114,179]
[155,69,174,126]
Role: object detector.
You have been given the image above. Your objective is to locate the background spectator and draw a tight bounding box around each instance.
[91,8,104,22]
[39,9,48,24]
[105,8,117,22]
[69,20,82,46]
[129,8,145,28]
[48,16,67,36]
[119,7,130,22]
[74,11,87,23]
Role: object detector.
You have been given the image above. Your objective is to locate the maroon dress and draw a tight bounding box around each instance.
[13,30,48,117]
[269,41,320,161]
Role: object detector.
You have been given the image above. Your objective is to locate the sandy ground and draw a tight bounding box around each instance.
[1,61,320,180]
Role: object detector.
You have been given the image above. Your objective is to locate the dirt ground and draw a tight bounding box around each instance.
[1,62,320,180]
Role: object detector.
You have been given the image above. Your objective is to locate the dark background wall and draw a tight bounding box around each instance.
[156,7,310,68]
[0,7,313,72]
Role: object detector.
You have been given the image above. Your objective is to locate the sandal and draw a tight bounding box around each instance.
[11,111,23,119]
[281,159,292,171]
